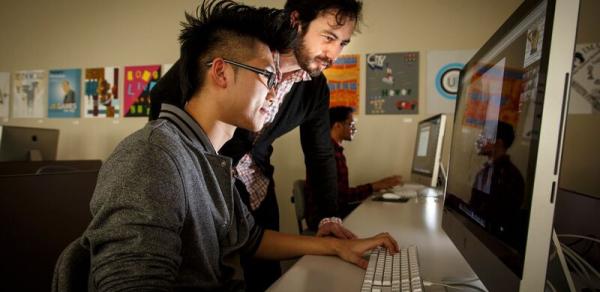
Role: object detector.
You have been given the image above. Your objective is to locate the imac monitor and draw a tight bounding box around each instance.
[441,0,580,291]
[410,114,447,187]
[0,126,59,161]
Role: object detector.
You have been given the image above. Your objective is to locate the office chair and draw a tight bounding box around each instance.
[51,237,90,292]
[290,179,315,236]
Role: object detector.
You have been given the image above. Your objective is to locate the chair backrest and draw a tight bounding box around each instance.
[291,179,311,235]
[51,237,90,292]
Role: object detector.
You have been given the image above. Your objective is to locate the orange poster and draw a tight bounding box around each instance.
[323,54,360,109]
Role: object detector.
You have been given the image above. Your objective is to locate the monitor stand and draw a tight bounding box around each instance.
[29,150,42,161]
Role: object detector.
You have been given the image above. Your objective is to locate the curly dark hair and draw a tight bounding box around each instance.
[179,0,297,101]
[149,0,297,117]
[284,0,363,32]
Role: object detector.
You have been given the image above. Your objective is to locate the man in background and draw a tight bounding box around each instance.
[306,106,402,222]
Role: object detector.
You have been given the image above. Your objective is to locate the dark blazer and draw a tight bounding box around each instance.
[150,61,339,228]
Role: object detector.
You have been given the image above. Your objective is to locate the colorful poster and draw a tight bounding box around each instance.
[12,70,47,118]
[84,67,119,118]
[365,52,419,115]
[124,65,161,117]
[323,55,360,109]
[48,69,82,118]
[426,50,476,114]
[0,72,9,118]
[571,42,600,114]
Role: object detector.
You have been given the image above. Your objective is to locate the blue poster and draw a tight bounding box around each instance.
[48,69,82,118]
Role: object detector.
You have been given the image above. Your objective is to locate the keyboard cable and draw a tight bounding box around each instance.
[423,280,487,292]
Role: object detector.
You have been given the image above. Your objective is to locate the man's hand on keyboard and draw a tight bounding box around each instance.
[371,175,403,191]
[317,221,357,239]
[334,232,399,269]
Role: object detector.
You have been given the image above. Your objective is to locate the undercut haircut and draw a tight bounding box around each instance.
[178,0,297,103]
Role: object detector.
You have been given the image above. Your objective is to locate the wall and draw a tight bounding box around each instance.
[1,0,533,234]
[558,0,600,198]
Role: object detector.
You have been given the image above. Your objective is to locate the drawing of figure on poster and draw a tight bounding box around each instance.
[570,43,600,114]
[12,70,47,118]
[48,69,82,118]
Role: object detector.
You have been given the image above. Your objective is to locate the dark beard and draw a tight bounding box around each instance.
[293,35,332,77]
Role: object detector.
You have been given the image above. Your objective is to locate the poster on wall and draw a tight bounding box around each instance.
[124,65,161,117]
[48,69,82,118]
[365,52,419,115]
[84,67,120,118]
[426,50,476,114]
[571,42,600,114]
[12,70,47,118]
[0,72,9,118]
[323,54,360,109]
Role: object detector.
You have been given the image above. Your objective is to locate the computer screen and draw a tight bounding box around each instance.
[0,126,59,161]
[441,0,580,291]
[410,114,446,187]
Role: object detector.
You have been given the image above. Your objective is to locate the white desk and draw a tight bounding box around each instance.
[268,195,484,291]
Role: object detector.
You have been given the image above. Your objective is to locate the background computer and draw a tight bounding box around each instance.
[0,125,59,161]
[409,114,447,188]
[441,0,580,291]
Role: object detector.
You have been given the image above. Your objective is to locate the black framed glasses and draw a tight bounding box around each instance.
[206,59,277,89]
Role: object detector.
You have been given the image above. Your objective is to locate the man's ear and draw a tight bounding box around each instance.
[209,59,228,88]
[290,11,301,31]
[332,121,343,131]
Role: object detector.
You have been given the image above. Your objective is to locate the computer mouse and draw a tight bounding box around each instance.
[382,193,402,200]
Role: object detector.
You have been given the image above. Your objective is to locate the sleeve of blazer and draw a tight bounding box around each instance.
[299,75,338,221]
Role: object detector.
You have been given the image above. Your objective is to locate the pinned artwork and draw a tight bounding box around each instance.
[323,55,360,109]
[524,16,545,68]
[365,52,419,114]
[426,50,476,114]
[0,72,9,118]
[84,67,119,118]
[12,70,47,118]
[570,43,600,114]
[124,65,161,117]
[48,69,82,118]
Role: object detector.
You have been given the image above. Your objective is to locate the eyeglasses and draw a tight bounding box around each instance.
[206,59,277,89]
[346,121,357,131]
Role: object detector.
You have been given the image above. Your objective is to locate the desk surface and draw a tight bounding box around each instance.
[268,194,484,292]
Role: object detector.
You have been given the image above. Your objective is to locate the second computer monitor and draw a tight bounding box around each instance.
[410,114,447,187]
[0,126,59,161]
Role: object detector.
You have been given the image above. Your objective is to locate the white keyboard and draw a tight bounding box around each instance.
[361,246,423,292]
